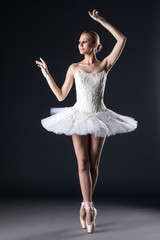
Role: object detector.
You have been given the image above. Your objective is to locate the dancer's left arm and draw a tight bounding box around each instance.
[88,9,127,71]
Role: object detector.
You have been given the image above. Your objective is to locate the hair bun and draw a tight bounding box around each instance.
[97,43,102,53]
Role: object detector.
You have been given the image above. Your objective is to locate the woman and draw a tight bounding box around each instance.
[35,9,138,234]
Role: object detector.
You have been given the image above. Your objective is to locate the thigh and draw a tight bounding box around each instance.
[72,134,90,165]
[89,134,106,167]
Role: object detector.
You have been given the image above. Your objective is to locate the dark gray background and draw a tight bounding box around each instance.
[1,0,160,198]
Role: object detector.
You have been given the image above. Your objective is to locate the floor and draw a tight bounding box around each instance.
[0,196,160,240]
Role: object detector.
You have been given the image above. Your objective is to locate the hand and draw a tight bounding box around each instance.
[35,57,50,78]
[88,9,103,22]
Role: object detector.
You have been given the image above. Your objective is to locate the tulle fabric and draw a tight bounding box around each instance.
[41,106,138,137]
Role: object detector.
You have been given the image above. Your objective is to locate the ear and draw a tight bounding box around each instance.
[94,42,98,49]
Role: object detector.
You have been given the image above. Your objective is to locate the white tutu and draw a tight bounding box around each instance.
[41,70,138,137]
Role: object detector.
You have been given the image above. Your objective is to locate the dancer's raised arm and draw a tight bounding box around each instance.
[88,9,127,71]
[35,58,75,101]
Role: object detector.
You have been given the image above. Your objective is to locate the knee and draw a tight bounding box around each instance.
[78,158,90,173]
[90,161,99,174]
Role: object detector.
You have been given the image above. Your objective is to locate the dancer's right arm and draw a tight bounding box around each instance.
[35,58,75,101]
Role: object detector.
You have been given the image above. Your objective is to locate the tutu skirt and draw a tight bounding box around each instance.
[41,106,138,138]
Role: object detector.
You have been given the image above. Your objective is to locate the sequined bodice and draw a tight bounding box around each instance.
[72,70,108,113]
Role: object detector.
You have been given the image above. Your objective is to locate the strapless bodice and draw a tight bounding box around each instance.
[72,70,108,113]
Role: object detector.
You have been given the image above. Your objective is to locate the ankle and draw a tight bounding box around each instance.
[83,201,94,211]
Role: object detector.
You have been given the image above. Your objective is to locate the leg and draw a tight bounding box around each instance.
[72,134,94,225]
[89,134,106,196]
[72,134,92,202]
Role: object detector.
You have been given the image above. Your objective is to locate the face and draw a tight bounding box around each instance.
[78,33,97,55]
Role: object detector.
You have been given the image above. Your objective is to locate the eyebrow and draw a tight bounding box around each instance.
[79,39,89,41]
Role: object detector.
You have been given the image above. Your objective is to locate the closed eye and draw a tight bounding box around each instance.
[79,40,88,44]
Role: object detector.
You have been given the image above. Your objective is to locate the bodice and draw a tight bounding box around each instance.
[72,70,108,113]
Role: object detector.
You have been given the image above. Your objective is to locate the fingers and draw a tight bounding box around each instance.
[35,57,45,65]
[35,60,43,67]
[35,60,45,70]
[35,60,42,65]
[88,9,99,17]
[93,9,99,15]
[35,57,46,68]
[40,57,45,63]
[37,64,44,69]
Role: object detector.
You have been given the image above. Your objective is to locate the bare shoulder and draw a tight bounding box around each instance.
[68,63,78,70]
[67,63,79,76]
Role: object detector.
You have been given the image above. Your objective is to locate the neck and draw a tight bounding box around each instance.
[83,52,99,65]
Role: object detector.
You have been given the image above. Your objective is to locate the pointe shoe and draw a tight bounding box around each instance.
[80,202,86,229]
[90,202,97,227]
[83,201,95,233]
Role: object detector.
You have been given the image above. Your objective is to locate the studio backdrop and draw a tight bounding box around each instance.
[1,0,160,197]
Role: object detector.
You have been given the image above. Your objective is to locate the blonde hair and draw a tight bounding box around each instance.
[81,30,102,53]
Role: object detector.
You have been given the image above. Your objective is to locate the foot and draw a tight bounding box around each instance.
[80,202,86,220]
[80,202,87,229]
[83,201,95,233]
[90,202,97,226]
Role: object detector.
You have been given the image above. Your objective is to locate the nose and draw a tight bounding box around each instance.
[79,42,83,47]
